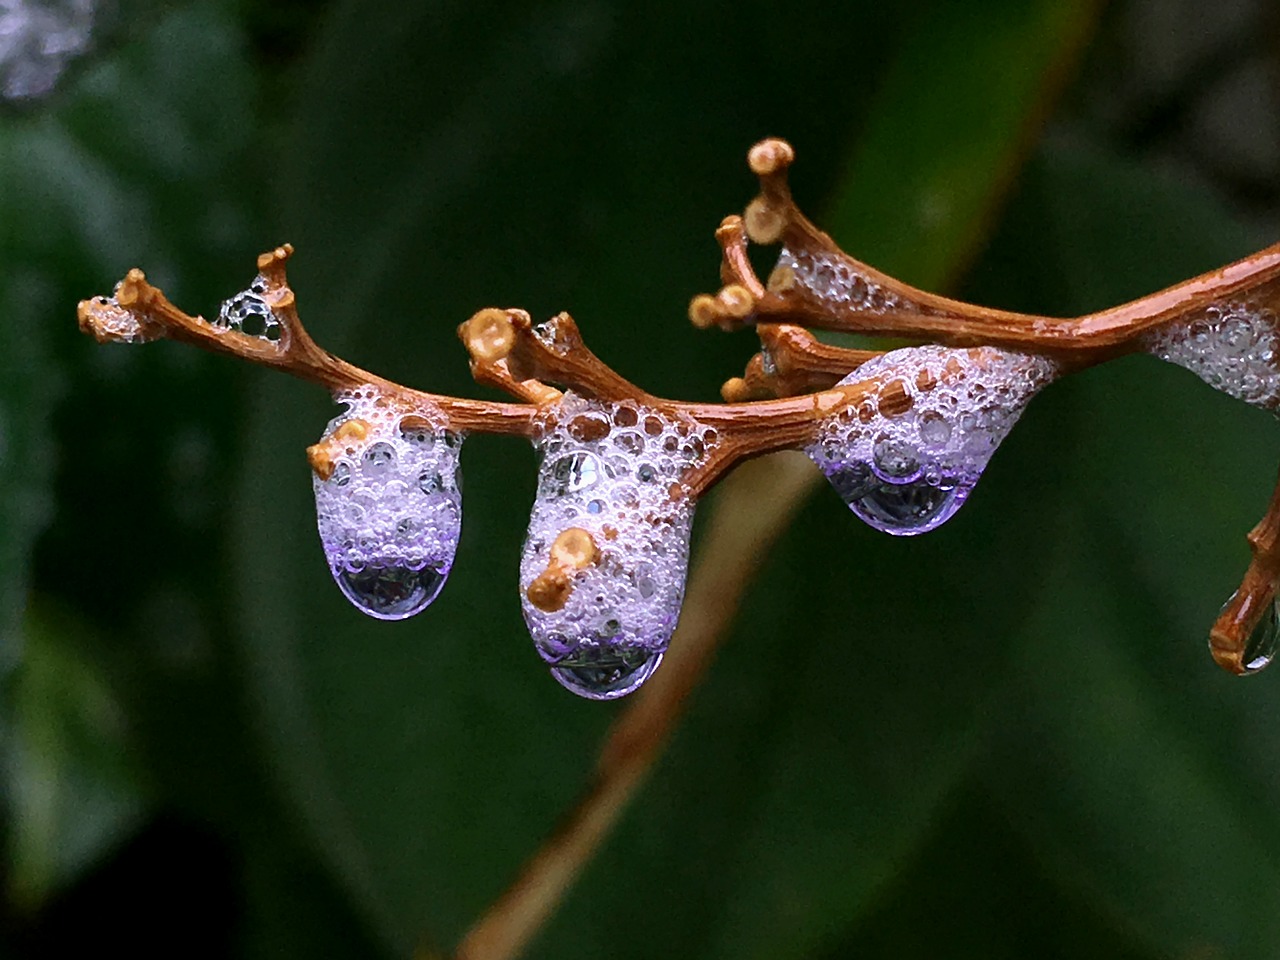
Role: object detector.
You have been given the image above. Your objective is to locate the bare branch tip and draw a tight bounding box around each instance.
[717,284,756,319]
[460,307,518,362]
[688,294,720,329]
[747,137,795,177]
[743,196,787,245]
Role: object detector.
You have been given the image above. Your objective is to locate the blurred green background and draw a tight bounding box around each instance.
[4,0,1280,957]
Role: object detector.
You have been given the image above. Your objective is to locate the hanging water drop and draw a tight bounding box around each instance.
[853,482,965,534]
[1239,598,1279,674]
[549,644,664,700]
[808,345,1057,536]
[337,565,448,620]
[312,389,464,619]
[519,394,706,699]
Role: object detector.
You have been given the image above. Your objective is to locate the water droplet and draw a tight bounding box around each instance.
[337,564,446,620]
[849,480,968,536]
[1240,598,1279,674]
[548,643,663,700]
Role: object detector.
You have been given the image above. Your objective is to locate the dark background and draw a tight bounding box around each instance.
[4,0,1280,957]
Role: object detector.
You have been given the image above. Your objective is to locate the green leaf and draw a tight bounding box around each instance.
[7,4,374,943]
[233,0,1100,955]
[827,0,1103,289]
[5,607,148,911]
[978,140,1280,959]
[0,271,56,677]
[828,790,1155,960]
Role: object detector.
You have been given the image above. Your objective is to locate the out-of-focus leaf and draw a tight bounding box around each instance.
[5,607,147,910]
[826,791,1155,960]
[232,0,1100,955]
[0,272,56,677]
[827,0,1102,288]
[978,140,1280,959]
[9,2,375,944]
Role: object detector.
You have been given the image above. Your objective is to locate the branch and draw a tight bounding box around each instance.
[690,139,1280,360]
[720,323,882,401]
[78,245,540,436]
[1211,464,1280,674]
[690,138,1280,675]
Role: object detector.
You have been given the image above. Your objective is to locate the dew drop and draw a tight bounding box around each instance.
[1240,599,1279,674]
[548,643,663,700]
[337,564,446,620]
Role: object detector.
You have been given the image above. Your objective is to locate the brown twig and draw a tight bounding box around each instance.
[78,245,541,436]
[691,139,1280,361]
[74,134,1280,960]
[720,323,883,401]
[689,137,1280,673]
[1211,464,1280,674]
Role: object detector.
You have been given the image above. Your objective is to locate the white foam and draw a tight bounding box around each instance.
[1143,302,1280,409]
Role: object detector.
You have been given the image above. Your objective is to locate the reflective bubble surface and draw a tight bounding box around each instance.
[338,565,448,621]
[547,643,664,700]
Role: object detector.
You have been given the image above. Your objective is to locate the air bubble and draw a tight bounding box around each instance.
[216,289,282,343]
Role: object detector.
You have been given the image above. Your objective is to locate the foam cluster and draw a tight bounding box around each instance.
[808,345,1058,535]
[312,386,463,620]
[519,394,716,699]
[215,281,283,343]
[773,246,903,313]
[82,286,157,344]
[1143,302,1280,410]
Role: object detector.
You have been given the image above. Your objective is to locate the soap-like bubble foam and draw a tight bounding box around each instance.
[519,394,717,699]
[774,246,902,313]
[1143,302,1280,410]
[313,387,463,620]
[807,345,1057,535]
[215,282,283,343]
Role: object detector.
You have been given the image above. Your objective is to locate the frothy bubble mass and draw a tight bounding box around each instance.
[1143,302,1280,410]
[313,387,463,620]
[807,345,1057,535]
[519,394,714,699]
